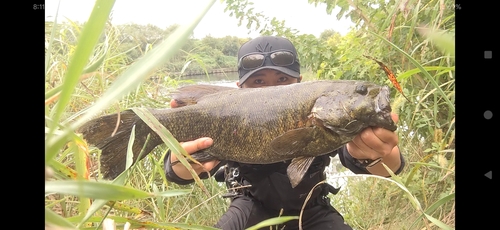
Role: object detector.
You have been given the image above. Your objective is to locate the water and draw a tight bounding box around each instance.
[182,67,314,87]
[182,72,240,88]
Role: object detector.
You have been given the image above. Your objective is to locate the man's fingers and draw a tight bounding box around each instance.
[170,99,179,108]
[180,137,213,155]
[348,127,397,159]
[391,112,399,123]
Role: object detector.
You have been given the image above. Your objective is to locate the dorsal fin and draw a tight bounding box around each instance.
[172,84,237,106]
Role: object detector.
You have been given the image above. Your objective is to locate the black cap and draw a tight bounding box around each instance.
[237,36,300,84]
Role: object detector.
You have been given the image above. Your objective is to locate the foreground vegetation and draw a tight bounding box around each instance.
[45,0,454,229]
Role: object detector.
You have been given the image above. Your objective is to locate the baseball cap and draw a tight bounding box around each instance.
[237,36,300,84]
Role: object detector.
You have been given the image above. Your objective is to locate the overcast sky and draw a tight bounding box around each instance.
[45,0,355,39]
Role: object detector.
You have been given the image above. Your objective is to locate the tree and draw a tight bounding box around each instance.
[319,29,340,41]
[220,36,241,56]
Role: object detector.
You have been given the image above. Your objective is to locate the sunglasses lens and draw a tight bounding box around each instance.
[240,51,295,70]
[241,54,265,69]
[270,51,295,66]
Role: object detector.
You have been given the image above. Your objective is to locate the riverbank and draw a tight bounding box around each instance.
[172,68,237,77]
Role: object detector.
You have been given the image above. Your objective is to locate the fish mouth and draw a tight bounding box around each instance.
[334,120,365,136]
[374,86,397,131]
[376,86,391,113]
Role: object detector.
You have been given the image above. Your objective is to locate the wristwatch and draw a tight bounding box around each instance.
[354,157,382,168]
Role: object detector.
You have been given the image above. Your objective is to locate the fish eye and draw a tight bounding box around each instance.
[355,85,368,95]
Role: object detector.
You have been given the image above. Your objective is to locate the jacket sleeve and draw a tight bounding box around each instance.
[338,145,405,175]
[164,150,224,185]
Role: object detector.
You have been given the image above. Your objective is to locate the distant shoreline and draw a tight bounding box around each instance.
[172,68,237,77]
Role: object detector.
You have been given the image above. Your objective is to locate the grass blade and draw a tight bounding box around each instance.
[74,216,221,230]
[46,180,191,200]
[425,193,455,214]
[379,163,454,229]
[48,159,77,179]
[246,216,299,230]
[397,66,454,81]
[410,192,455,228]
[47,0,115,133]
[424,213,454,230]
[45,180,153,200]
[45,0,61,76]
[131,107,210,195]
[45,207,76,229]
[418,27,455,56]
[45,0,117,163]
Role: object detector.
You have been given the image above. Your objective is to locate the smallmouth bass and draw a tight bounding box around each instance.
[78,80,397,187]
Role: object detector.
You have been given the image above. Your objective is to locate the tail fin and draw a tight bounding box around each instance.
[78,110,162,179]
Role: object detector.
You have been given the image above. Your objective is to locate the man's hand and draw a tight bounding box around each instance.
[346,113,402,175]
[170,99,181,108]
[169,99,220,180]
[170,137,220,180]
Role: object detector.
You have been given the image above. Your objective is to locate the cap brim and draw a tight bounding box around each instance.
[239,66,300,85]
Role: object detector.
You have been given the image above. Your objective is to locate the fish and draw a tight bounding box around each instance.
[78,80,397,188]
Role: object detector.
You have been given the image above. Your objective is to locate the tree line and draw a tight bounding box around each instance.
[45,21,343,76]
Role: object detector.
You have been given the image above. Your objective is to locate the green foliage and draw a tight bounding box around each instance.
[319,29,341,41]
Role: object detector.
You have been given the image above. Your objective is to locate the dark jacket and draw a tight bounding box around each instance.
[164,145,405,211]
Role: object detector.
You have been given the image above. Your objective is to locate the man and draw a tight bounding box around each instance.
[164,36,405,229]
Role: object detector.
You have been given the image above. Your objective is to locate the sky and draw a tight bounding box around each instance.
[45,0,355,39]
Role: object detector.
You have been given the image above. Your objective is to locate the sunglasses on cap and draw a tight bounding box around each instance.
[238,50,296,70]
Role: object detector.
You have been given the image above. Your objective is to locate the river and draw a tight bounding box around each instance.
[181,72,240,88]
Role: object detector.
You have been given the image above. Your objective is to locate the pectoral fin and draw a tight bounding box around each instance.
[270,127,316,156]
[270,126,344,158]
[287,156,316,188]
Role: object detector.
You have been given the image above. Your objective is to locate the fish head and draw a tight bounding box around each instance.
[312,82,397,136]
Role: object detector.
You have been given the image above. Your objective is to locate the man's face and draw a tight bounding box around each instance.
[238,69,301,88]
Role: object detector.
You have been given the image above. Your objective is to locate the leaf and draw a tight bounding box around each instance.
[45,180,191,200]
[82,41,108,74]
[131,108,210,196]
[48,159,78,179]
[424,213,454,230]
[46,180,152,200]
[417,27,455,56]
[75,216,221,230]
[45,207,76,229]
[397,66,455,81]
[363,55,411,103]
[425,193,455,215]
[246,216,299,230]
[409,193,456,229]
